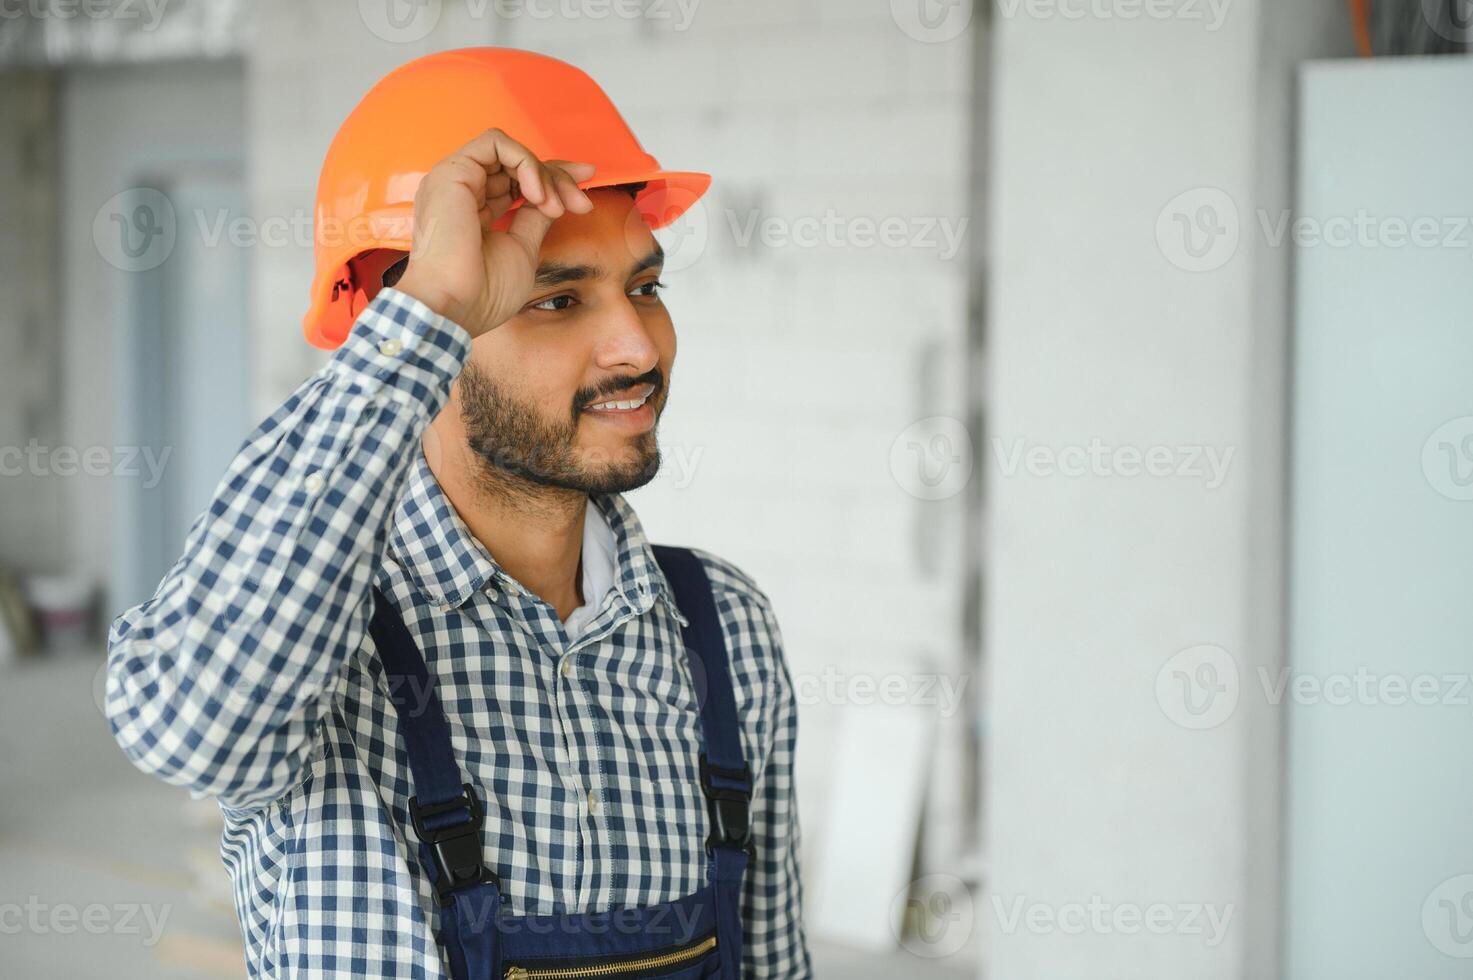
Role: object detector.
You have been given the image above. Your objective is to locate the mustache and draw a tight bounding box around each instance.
[572,368,665,414]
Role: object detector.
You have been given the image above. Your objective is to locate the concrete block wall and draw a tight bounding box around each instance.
[0,72,64,572]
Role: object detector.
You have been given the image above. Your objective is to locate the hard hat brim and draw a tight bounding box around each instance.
[303,169,710,350]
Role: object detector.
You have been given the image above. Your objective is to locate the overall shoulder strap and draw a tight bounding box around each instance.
[369,586,498,907]
[650,546,754,857]
[370,586,466,809]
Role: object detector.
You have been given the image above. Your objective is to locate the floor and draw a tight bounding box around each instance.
[0,653,974,978]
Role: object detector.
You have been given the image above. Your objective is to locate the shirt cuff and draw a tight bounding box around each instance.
[326,286,473,413]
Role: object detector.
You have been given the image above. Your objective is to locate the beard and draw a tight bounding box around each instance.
[458,361,664,496]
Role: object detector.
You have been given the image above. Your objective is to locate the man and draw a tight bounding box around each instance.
[105,48,810,979]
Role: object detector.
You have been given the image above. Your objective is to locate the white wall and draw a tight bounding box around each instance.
[984,1,1351,977]
[1286,56,1473,980]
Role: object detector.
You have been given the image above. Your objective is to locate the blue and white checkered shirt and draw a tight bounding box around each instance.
[104,288,812,978]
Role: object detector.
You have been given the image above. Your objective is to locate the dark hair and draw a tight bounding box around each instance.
[383,254,408,289]
[380,181,648,290]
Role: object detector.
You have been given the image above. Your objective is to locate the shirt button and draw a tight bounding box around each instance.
[561,659,574,678]
[378,337,403,357]
[303,471,324,494]
[587,792,600,814]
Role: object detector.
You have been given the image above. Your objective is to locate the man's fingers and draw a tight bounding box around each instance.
[504,199,556,259]
[452,128,546,205]
[439,133,601,222]
[547,160,598,212]
[548,160,597,182]
[484,171,512,199]
[424,134,603,260]
[544,162,594,214]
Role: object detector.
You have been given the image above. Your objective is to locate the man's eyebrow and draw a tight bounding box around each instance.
[532,245,665,290]
[629,244,664,276]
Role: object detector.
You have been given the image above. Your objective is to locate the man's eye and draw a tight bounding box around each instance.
[631,280,666,299]
[531,294,575,312]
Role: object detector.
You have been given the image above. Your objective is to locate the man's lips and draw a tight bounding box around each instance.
[582,383,656,414]
[580,383,657,433]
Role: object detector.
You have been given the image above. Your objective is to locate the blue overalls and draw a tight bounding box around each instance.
[368,545,752,980]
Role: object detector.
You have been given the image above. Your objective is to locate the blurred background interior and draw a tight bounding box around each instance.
[2,0,1472,977]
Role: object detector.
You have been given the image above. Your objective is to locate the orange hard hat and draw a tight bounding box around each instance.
[302,47,711,350]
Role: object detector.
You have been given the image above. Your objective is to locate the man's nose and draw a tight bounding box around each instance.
[593,296,661,374]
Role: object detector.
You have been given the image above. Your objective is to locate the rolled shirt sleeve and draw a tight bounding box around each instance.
[104,288,471,810]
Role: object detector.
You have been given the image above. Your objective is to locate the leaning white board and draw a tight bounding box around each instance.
[1286,57,1473,980]
[809,700,935,951]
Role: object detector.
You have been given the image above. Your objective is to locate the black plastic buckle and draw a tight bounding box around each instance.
[409,783,499,905]
[698,755,755,858]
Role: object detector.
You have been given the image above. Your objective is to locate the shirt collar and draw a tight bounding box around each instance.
[573,499,616,611]
[388,449,684,623]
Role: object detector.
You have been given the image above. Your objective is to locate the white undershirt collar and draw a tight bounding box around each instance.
[561,498,617,640]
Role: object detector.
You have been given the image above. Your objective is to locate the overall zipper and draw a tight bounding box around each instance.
[503,934,716,979]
